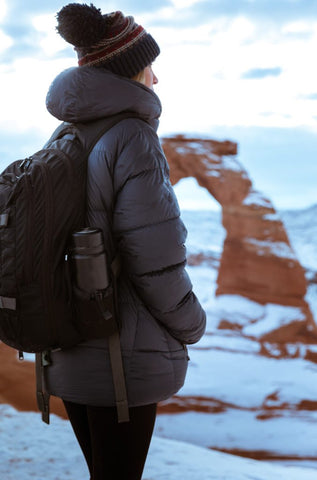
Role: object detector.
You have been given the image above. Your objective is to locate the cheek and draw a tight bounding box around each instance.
[145,72,153,87]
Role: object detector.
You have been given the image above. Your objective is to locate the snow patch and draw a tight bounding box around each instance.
[210,294,306,339]
[243,189,273,208]
[245,238,297,260]
[264,212,281,221]
[243,304,305,337]
[214,294,264,326]
[222,155,244,172]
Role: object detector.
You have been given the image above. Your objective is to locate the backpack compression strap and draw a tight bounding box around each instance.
[109,254,129,423]
[108,331,129,422]
[35,352,50,424]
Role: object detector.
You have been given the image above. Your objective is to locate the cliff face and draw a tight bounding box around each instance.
[162,135,316,343]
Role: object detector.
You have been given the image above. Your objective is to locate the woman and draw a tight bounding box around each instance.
[45,4,206,480]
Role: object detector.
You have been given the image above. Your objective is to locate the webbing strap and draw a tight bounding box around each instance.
[0,296,16,310]
[108,330,129,423]
[108,252,128,422]
[35,353,50,424]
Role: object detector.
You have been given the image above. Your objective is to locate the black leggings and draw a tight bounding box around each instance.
[63,400,157,480]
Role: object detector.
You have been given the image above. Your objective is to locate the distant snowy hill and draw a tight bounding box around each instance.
[281,204,317,271]
[181,209,224,259]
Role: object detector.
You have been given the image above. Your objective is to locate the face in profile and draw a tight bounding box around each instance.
[144,65,158,90]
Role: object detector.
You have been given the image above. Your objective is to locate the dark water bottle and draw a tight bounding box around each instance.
[71,227,109,296]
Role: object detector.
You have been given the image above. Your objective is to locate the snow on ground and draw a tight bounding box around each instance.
[2,207,317,478]
[180,343,317,407]
[155,327,317,460]
[1,405,317,480]
[155,409,317,458]
[245,237,297,260]
[154,208,317,465]
[165,258,317,461]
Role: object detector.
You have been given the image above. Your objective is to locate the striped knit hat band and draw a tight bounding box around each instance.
[76,13,146,67]
[56,5,160,78]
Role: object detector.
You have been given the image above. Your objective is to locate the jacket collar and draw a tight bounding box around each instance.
[46,66,162,131]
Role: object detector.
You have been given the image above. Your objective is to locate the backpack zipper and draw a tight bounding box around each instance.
[36,161,55,345]
[23,173,34,283]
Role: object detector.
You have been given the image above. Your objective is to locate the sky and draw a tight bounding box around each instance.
[0,0,317,210]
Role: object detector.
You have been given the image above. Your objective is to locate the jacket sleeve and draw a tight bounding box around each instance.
[112,123,206,344]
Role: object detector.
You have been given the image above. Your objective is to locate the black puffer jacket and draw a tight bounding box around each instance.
[45,66,206,407]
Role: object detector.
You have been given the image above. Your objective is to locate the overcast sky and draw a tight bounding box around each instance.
[0,0,317,210]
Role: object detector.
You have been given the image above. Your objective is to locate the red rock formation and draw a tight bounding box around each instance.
[162,135,315,341]
[0,343,67,419]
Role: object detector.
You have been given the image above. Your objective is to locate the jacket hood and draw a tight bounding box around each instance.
[46,66,162,130]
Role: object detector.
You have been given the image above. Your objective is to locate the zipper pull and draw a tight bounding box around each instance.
[18,350,24,361]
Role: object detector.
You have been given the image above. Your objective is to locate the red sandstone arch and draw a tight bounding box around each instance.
[162,135,316,341]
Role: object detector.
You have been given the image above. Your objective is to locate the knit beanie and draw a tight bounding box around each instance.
[56,3,160,78]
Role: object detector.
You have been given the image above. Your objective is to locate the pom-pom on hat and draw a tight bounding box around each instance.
[56,3,160,78]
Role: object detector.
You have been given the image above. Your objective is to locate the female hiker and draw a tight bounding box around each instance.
[44,4,206,479]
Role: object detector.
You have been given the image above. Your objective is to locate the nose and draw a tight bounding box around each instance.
[153,72,158,85]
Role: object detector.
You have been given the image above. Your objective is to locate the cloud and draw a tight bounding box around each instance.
[0,1,171,63]
[1,0,64,33]
[0,1,66,62]
[107,0,172,14]
[300,93,317,100]
[3,0,171,18]
[241,67,283,79]
[194,0,317,24]
[148,0,317,28]
[1,0,317,64]
[0,24,45,61]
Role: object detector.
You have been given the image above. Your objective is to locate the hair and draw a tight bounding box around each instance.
[132,69,146,84]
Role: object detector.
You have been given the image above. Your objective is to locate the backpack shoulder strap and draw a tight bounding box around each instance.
[45,112,141,155]
[76,112,141,155]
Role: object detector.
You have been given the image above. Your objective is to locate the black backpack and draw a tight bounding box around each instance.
[0,113,131,423]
